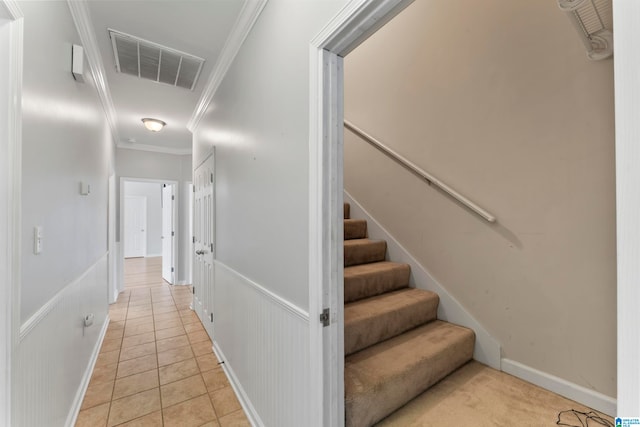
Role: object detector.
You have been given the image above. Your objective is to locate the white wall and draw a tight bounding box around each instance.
[14,0,113,425]
[192,1,347,425]
[124,181,162,256]
[344,0,616,399]
[116,148,192,283]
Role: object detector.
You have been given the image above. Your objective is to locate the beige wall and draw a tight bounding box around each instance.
[344,0,616,397]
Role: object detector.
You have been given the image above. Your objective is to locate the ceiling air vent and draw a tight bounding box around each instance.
[108,29,205,90]
[558,0,613,60]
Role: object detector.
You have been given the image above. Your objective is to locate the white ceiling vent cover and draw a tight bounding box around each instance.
[108,29,205,90]
[558,0,613,60]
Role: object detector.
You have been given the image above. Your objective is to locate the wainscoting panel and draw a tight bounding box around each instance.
[13,254,109,427]
[212,261,310,427]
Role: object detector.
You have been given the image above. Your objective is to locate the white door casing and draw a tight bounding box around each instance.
[0,2,23,425]
[193,153,215,339]
[308,1,415,425]
[162,184,175,284]
[124,196,146,258]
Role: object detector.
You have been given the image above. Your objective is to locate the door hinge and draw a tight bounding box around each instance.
[172,195,175,201]
[210,243,213,252]
[192,236,195,244]
[171,231,175,237]
[192,287,195,294]
[210,173,213,183]
[320,308,330,327]
[210,313,213,322]
[171,267,174,273]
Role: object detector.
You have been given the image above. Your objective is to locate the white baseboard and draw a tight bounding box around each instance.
[344,191,502,369]
[212,340,262,427]
[501,358,616,417]
[175,280,189,286]
[66,315,110,427]
[145,253,162,258]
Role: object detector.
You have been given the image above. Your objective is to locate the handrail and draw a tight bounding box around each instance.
[344,120,497,223]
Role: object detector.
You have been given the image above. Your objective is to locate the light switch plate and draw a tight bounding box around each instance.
[34,226,42,254]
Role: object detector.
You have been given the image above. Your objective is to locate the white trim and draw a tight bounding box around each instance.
[215,260,309,321]
[145,253,162,258]
[1,3,22,425]
[176,280,188,286]
[614,0,640,417]
[65,316,109,427]
[187,0,268,132]
[212,340,263,427]
[501,359,616,417]
[116,141,192,156]
[344,191,502,369]
[66,0,119,145]
[308,1,415,425]
[1,0,21,18]
[19,253,108,340]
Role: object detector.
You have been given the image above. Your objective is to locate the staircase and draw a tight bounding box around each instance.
[343,203,475,426]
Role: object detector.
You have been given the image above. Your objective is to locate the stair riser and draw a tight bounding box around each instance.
[344,203,350,220]
[344,219,367,240]
[344,241,386,267]
[345,296,438,355]
[344,263,410,303]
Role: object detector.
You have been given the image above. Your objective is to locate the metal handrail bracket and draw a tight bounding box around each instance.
[344,120,497,223]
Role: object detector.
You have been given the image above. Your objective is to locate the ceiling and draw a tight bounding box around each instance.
[87,0,246,154]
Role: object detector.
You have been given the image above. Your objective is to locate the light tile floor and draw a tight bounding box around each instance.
[76,257,250,427]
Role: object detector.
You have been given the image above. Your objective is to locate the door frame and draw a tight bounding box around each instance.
[119,177,178,293]
[0,1,22,425]
[161,183,175,284]
[308,1,414,425]
[613,0,640,417]
[123,195,148,258]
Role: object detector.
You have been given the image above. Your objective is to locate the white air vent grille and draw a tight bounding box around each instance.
[558,0,613,60]
[109,29,205,90]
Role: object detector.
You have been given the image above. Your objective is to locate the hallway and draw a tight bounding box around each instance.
[75,257,249,426]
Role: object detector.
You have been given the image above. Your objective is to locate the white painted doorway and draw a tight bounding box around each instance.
[162,184,175,285]
[309,1,415,425]
[0,2,22,424]
[193,153,214,338]
[124,196,147,258]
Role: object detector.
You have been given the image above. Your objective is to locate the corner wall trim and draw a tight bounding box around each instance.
[65,316,110,427]
[187,0,268,132]
[19,253,109,340]
[115,141,192,156]
[501,358,616,417]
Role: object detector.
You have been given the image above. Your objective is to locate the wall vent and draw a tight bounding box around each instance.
[558,0,613,60]
[108,29,205,90]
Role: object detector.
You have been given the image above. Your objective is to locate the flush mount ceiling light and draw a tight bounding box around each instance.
[141,118,166,132]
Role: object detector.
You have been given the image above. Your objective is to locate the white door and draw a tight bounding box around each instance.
[162,184,175,284]
[124,196,146,258]
[193,154,214,338]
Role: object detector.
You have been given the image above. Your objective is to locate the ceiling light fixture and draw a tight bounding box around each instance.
[141,118,166,132]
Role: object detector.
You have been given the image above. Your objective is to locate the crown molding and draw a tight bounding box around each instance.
[116,141,192,156]
[1,0,23,19]
[187,0,268,132]
[67,0,120,145]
